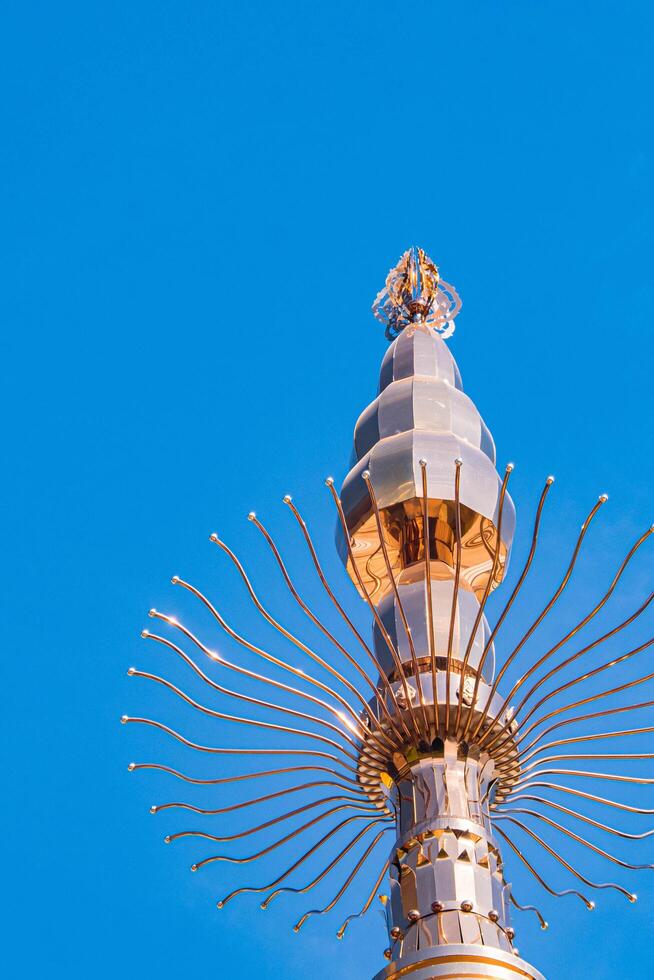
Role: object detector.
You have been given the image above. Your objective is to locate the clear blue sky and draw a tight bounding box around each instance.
[2,2,654,978]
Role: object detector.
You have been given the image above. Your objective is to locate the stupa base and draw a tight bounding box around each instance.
[372,944,545,980]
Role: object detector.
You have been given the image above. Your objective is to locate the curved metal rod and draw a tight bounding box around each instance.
[282,495,413,744]
[492,524,653,736]
[216,813,392,907]
[420,459,440,741]
[261,820,385,908]
[515,725,654,771]
[128,669,360,764]
[128,760,366,791]
[468,477,554,742]
[444,458,463,737]
[168,796,383,852]
[501,698,654,769]
[479,495,607,752]
[419,458,439,738]
[248,512,401,749]
[496,584,654,757]
[506,752,654,783]
[494,825,593,908]
[489,563,654,766]
[121,716,350,765]
[364,470,430,739]
[337,858,391,939]
[171,576,367,740]
[209,536,381,737]
[456,464,512,738]
[326,478,421,745]
[294,828,390,932]
[509,892,548,930]
[499,781,654,816]
[152,778,373,815]
[490,629,654,767]
[497,807,652,873]
[492,638,654,764]
[509,768,654,791]
[494,814,636,901]
[149,609,377,750]
[139,632,362,755]
[495,794,654,840]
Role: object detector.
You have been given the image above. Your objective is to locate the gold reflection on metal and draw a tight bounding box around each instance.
[496,794,654,840]
[365,470,430,740]
[344,497,509,605]
[419,458,439,737]
[498,805,654,870]
[492,636,654,766]
[479,495,608,755]
[129,667,361,764]
[123,254,654,975]
[458,464,512,740]
[262,821,387,909]
[247,512,397,751]
[511,767,654,788]
[293,828,390,932]
[216,813,391,908]
[139,631,362,754]
[372,246,462,340]
[504,697,654,769]
[171,575,365,730]
[129,761,369,792]
[512,724,654,771]
[501,780,654,816]
[327,477,422,745]
[487,526,654,758]
[151,778,374,815]
[509,893,548,931]
[281,495,411,746]
[122,715,354,765]
[444,458,463,737]
[208,536,378,737]
[495,814,637,901]
[336,859,391,939]
[493,825,593,909]
[468,477,554,743]
[171,797,384,853]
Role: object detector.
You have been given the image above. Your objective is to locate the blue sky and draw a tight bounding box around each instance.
[2,1,654,977]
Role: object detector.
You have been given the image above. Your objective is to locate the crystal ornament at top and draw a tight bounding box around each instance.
[372,246,462,340]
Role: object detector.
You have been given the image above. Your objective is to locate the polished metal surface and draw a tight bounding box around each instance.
[337,324,515,602]
[335,278,536,974]
[372,945,545,980]
[373,570,496,681]
[388,749,511,954]
[125,248,654,980]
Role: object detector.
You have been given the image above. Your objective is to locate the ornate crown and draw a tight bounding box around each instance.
[372,246,462,340]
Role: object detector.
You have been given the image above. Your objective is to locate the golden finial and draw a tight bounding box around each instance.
[372,246,462,340]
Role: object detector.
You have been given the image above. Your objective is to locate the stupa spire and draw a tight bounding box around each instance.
[125,249,652,980]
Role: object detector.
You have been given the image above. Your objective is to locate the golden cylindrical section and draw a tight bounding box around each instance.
[346,498,508,603]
